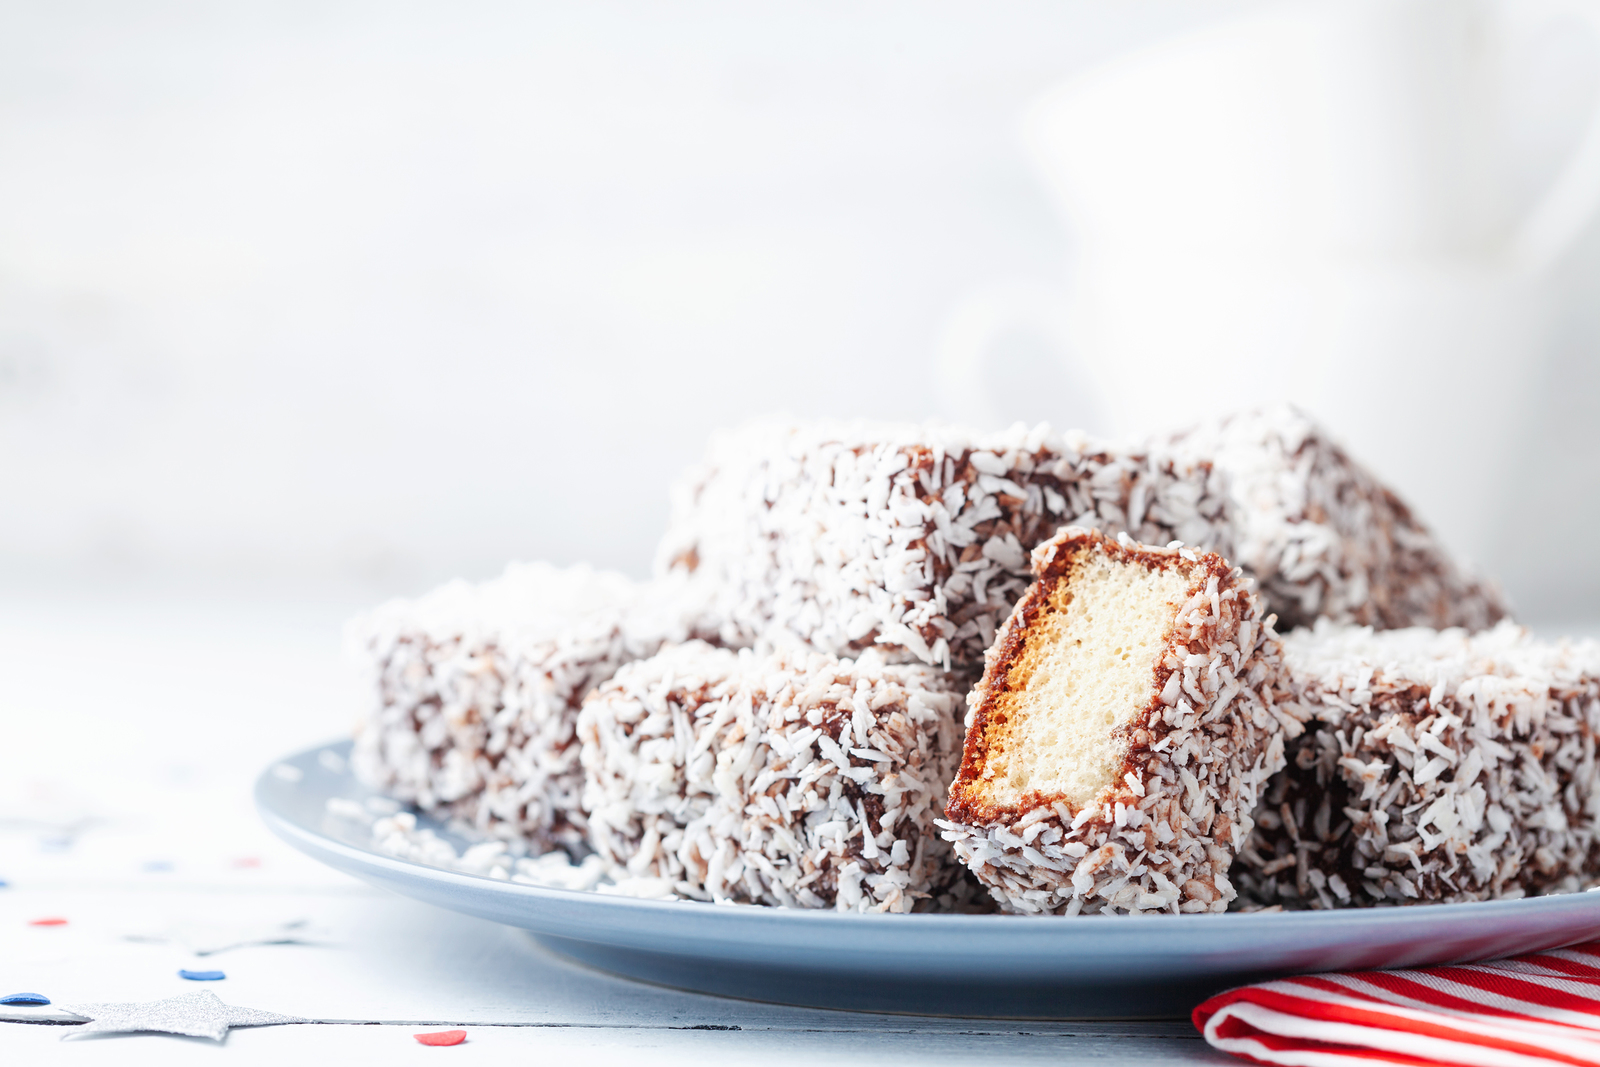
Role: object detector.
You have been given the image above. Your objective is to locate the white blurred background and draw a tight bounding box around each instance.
[3,0,1599,621]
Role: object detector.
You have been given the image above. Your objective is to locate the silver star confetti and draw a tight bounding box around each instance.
[59,990,307,1041]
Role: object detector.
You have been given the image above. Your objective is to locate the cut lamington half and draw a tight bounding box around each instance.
[657,407,1505,674]
[349,562,716,853]
[577,642,967,912]
[942,527,1289,915]
[1235,620,1600,908]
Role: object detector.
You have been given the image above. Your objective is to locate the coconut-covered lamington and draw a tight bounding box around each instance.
[941,528,1289,915]
[1167,406,1506,632]
[577,642,965,912]
[1235,621,1600,909]
[659,420,1233,672]
[658,408,1504,673]
[349,563,714,853]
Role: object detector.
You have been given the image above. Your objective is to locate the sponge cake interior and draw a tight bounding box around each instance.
[950,537,1203,820]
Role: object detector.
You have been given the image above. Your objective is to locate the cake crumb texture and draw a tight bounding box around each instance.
[942,527,1289,915]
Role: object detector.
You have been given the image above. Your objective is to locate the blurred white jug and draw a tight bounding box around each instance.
[940,0,1600,566]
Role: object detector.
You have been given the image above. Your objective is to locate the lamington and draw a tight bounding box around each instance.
[1166,407,1505,632]
[656,407,1505,672]
[941,527,1289,915]
[349,562,714,853]
[1235,621,1600,908]
[577,641,965,912]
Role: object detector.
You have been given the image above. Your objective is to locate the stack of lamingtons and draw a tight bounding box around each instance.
[351,405,1600,916]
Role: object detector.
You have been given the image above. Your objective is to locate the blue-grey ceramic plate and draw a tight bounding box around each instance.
[257,741,1600,1019]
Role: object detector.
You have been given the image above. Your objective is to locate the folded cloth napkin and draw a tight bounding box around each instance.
[1194,944,1600,1066]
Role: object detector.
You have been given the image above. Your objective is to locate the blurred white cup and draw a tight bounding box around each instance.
[940,0,1600,566]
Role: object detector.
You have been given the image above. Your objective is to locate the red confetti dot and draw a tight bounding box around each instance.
[27,917,67,927]
[414,1030,467,1047]
[233,857,261,868]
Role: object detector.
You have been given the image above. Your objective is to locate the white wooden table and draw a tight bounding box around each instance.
[0,590,1230,1064]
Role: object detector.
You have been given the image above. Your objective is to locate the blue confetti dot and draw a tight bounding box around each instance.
[178,970,226,981]
[143,861,174,873]
[0,879,8,888]
[1,993,50,1005]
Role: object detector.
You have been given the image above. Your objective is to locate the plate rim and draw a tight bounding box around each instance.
[257,739,1600,937]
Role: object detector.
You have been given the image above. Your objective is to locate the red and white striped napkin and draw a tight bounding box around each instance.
[1194,943,1600,1066]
